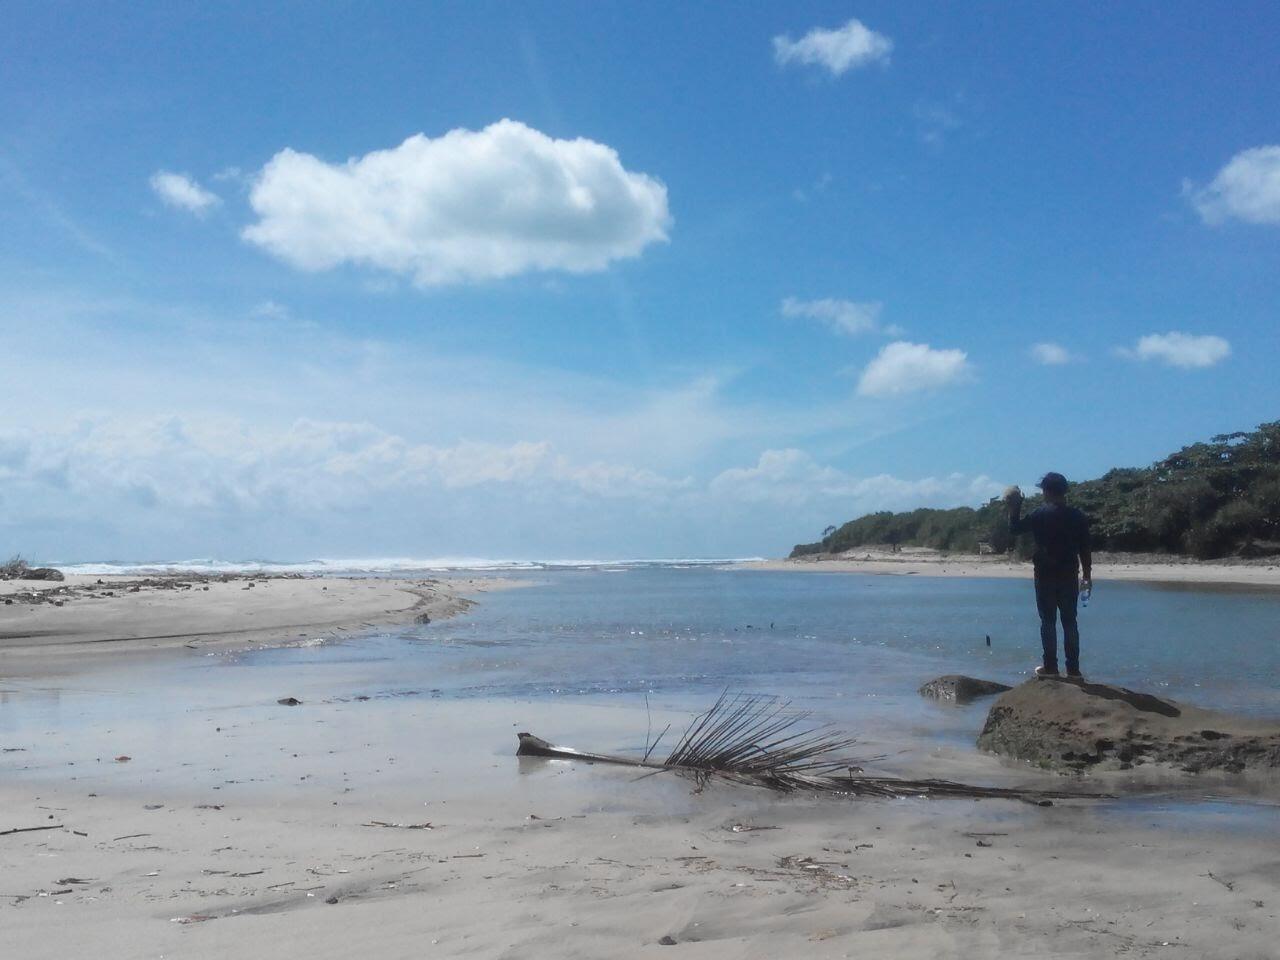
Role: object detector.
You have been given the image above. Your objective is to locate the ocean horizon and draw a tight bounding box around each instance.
[46,556,770,576]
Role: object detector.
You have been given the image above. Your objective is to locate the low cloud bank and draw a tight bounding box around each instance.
[1,416,999,559]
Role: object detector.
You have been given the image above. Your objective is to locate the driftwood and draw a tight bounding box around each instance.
[517,692,1108,804]
[1,824,64,837]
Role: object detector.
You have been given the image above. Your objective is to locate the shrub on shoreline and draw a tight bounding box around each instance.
[793,421,1280,561]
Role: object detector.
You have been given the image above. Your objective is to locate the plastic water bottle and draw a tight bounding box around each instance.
[1080,582,1091,608]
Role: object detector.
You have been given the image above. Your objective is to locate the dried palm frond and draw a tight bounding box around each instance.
[662,691,870,790]
[516,691,1108,803]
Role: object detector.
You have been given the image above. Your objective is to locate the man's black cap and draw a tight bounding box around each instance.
[1037,472,1069,495]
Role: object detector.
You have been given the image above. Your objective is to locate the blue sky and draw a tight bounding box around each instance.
[2,2,1277,561]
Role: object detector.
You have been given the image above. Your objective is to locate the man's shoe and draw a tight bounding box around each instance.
[1066,670,1084,680]
[1035,665,1060,678]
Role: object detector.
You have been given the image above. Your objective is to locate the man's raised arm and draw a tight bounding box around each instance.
[1078,513,1093,586]
[1004,485,1029,534]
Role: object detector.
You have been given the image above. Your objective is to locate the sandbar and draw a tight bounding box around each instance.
[744,549,1280,588]
[0,572,524,675]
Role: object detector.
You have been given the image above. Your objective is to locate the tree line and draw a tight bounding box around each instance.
[791,421,1280,561]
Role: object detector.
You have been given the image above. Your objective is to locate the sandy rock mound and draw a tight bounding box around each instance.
[918,675,1011,704]
[24,567,65,581]
[977,678,1280,774]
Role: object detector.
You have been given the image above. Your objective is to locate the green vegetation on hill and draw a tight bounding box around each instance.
[791,421,1280,561]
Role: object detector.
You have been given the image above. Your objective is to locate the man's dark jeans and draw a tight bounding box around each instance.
[1034,574,1080,674]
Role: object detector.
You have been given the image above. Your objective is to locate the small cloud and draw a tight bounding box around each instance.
[250,300,290,320]
[1030,342,1075,365]
[242,119,671,287]
[773,18,892,76]
[362,277,399,295]
[857,341,973,397]
[793,171,833,203]
[1186,145,1280,226]
[150,171,220,216]
[1117,332,1231,369]
[914,100,963,147]
[781,297,901,337]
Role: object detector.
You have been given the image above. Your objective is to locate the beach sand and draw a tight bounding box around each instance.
[2,573,1277,958]
[2,693,1276,959]
[0,573,523,675]
[746,549,1280,588]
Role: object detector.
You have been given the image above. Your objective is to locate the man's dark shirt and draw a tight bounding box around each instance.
[1010,503,1091,579]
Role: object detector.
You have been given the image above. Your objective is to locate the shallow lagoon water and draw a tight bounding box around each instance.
[351,567,1280,716]
[3,567,1278,823]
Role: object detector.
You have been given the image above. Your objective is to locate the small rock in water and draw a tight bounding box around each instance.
[919,675,1012,704]
[277,697,302,706]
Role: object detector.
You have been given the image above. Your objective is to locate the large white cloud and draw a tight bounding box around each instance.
[781,297,900,337]
[150,171,220,215]
[773,19,892,76]
[857,341,973,397]
[1119,332,1231,369]
[1187,145,1280,225]
[241,119,671,285]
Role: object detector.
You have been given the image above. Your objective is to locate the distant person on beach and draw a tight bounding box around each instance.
[1004,473,1092,678]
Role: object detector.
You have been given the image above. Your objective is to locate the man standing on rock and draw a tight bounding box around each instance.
[1005,473,1092,678]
